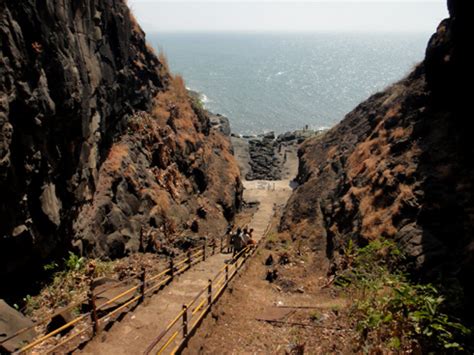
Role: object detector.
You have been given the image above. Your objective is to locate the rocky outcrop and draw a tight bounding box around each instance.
[0,0,241,297]
[0,300,36,353]
[281,0,473,319]
[243,130,320,181]
[208,113,231,136]
[73,78,242,258]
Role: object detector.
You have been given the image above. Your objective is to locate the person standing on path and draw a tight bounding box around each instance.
[232,227,244,257]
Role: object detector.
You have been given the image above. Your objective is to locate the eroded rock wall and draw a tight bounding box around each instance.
[0,0,241,296]
[281,0,473,316]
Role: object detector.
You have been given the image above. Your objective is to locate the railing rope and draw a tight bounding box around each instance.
[15,242,212,354]
[14,226,259,354]
[146,227,270,354]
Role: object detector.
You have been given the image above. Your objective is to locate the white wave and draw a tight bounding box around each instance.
[200,93,210,103]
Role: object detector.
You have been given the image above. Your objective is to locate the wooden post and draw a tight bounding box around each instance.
[220,236,224,253]
[89,283,100,336]
[207,279,212,308]
[140,266,146,303]
[187,250,192,269]
[169,258,174,280]
[225,264,229,282]
[182,305,188,338]
[202,244,206,261]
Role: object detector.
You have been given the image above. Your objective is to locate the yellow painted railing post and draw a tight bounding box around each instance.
[187,250,192,269]
[182,304,188,338]
[169,258,174,280]
[140,266,146,303]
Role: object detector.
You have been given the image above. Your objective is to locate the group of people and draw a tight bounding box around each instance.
[226,225,256,256]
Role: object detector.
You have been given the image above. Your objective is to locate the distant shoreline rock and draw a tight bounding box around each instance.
[231,129,326,181]
[188,89,231,136]
[187,89,329,181]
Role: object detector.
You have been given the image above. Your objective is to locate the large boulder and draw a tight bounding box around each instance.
[0,299,36,353]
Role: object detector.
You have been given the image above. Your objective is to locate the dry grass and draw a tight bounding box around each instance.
[104,144,129,172]
[340,103,424,241]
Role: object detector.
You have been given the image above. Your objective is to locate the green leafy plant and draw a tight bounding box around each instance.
[336,238,471,352]
[65,252,85,271]
[23,294,40,314]
[43,261,58,271]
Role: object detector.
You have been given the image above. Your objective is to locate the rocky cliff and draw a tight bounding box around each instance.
[281,0,473,318]
[0,0,241,297]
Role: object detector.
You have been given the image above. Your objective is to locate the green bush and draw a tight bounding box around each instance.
[336,238,471,352]
[43,261,58,271]
[65,252,85,271]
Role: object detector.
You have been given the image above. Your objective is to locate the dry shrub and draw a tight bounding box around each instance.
[327,146,338,159]
[104,144,128,172]
[348,139,379,178]
[384,104,401,120]
[361,209,396,240]
[391,126,409,139]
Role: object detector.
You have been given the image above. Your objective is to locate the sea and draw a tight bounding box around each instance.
[148,32,431,135]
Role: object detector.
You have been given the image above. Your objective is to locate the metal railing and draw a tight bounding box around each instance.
[7,239,227,354]
[144,238,264,355]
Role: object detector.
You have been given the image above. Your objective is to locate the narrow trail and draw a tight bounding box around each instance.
[77,179,293,354]
[243,180,293,242]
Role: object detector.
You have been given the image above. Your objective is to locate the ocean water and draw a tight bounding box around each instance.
[148,32,431,135]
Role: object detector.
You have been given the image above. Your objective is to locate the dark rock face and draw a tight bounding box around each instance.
[281,1,474,319]
[0,0,163,288]
[0,0,242,298]
[247,134,282,180]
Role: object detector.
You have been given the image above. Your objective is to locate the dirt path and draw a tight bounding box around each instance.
[182,204,354,354]
[77,179,294,354]
[243,180,293,242]
[78,252,229,354]
[77,135,299,354]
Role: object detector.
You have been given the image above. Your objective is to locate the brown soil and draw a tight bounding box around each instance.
[183,212,357,355]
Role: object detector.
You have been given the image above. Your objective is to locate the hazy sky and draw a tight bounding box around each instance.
[127,1,448,33]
